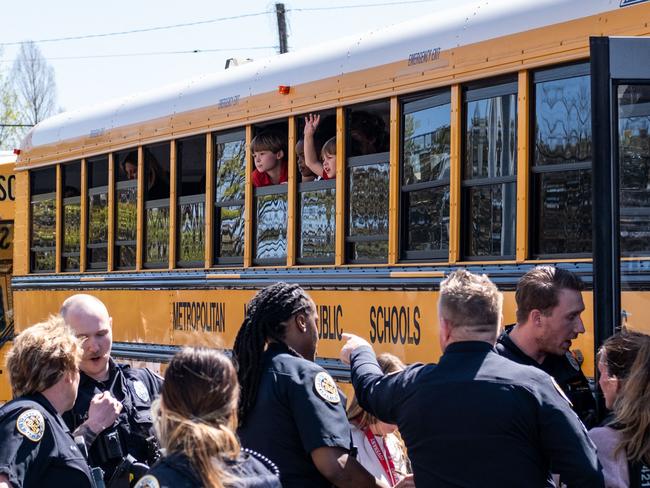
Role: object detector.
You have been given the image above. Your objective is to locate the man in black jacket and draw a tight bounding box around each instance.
[341,269,603,487]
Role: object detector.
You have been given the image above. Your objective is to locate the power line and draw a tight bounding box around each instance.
[0,46,277,64]
[0,1,444,47]
[0,11,271,47]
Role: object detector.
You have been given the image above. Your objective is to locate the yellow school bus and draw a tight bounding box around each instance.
[9,0,650,402]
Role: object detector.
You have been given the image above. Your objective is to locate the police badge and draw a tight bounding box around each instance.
[16,409,45,442]
[314,372,340,404]
[133,380,150,402]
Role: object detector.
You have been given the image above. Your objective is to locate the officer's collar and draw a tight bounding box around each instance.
[79,357,121,387]
[444,341,496,354]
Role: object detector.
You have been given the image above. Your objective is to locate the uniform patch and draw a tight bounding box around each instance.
[314,372,340,404]
[551,377,573,407]
[566,351,580,371]
[16,409,45,442]
[133,380,150,402]
[134,475,160,488]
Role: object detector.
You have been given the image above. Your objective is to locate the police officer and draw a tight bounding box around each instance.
[60,294,162,487]
[341,270,604,487]
[495,265,598,427]
[233,282,413,488]
[0,316,95,488]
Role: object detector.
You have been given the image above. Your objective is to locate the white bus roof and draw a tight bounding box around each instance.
[19,0,629,158]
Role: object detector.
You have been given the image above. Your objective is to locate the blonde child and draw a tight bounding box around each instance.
[304,114,337,180]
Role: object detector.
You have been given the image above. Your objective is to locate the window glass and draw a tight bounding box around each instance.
[30,167,56,272]
[114,149,138,268]
[348,102,390,157]
[87,157,108,269]
[177,136,205,265]
[462,82,517,258]
[532,67,592,256]
[255,193,287,260]
[299,186,335,260]
[178,200,205,263]
[62,162,81,271]
[177,136,206,197]
[144,143,170,267]
[214,131,245,263]
[401,93,451,259]
[618,84,650,254]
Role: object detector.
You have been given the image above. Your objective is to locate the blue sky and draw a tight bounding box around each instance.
[1,0,459,113]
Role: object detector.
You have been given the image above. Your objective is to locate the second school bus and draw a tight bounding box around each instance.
[9,0,650,401]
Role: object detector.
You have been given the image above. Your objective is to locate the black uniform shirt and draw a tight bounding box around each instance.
[238,343,352,488]
[134,450,282,488]
[496,326,598,427]
[0,393,94,488]
[62,359,162,479]
[350,341,604,488]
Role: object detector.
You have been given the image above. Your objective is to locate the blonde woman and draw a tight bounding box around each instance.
[347,353,411,487]
[0,316,94,488]
[135,347,280,488]
[589,330,650,488]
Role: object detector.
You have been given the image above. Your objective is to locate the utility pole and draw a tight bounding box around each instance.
[275,3,288,54]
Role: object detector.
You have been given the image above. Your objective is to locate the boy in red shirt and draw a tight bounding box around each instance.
[251,131,288,187]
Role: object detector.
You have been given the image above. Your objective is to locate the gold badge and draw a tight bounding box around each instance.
[314,372,340,404]
[16,409,45,442]
[134,475,160,488]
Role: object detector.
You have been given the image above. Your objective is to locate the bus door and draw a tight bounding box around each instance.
[590,36,650,373]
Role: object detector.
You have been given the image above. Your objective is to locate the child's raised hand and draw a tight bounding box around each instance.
[304,113,320,136]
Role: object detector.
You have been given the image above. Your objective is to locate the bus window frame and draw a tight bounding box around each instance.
[461,78,518,261]
[30,190,57,273]
[213,128,246,266]
[399,89,452,262]
[61,161,82,272]
[530,62,593,259]
[114,176,138,270]
[142,142,171,270]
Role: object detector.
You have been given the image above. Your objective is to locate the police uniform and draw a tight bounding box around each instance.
[133,449,282,488]
[350,341,604,487]
[0,393,95,488]
[63,358,162,482]
[496,325,597,427]
[238,342,352,488]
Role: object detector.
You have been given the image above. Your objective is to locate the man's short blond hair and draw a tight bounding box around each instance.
[6,315,82,397]
[439,270,503,334]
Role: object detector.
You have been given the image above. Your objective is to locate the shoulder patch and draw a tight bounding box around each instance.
[134,474,160,488]
[314,372,340,404]
[16,409,45,442]
[551,377,573,407]
[565,351,580,371]
[132,380,151,402]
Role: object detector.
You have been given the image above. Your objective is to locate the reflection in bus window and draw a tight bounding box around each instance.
[532,64,592,256]
[30,167,56,272]
[114,149,138,268]
[618,84,650,254]
[214,130,245,263]
[144,143,170,268]
[401,92,451,260]
[299,182,335,262]
[62,162,81,271]
[255,190,287,260]
[346,102,390,262]
[463,81,517,258]
[177,136,206,266]
[87,156,108,270]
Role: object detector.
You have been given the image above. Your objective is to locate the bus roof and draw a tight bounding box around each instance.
[0,151,16,165]
[18,0,628,163]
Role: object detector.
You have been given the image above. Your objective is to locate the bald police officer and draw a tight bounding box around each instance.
[60,294,162,487]
[496,266,597,427]
[341,269,604,487]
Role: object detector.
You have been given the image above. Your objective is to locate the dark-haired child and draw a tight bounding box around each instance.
[251,131,288,187]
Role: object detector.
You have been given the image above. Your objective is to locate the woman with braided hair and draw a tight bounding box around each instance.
[234,283,412,488]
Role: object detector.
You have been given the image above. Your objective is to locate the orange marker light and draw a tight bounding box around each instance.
[278,85,291,95]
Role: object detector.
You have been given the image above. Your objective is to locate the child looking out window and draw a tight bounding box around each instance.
[251,131,288,187]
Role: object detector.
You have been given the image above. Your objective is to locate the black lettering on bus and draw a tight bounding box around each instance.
[413,306,421,345]
[369,306,377,342]
[0,226,9,250]
[0,176,6,201]
[390,306,399,344]
[8,175,14,201]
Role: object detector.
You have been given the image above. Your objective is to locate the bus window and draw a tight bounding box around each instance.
[253,121,288,264]
[532,63,592,257]
[462,80,517,259]
[62,161,81,271]
[297,112,336,264]
[87,156,109,270]
[30,167,56,272]
[401,91,451,260]
[619,84,650,254]
[143,142,170,268]
[177,135,206,267]
[214,129,245,264]
[346,102,390,263]
[114,149,138,269]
